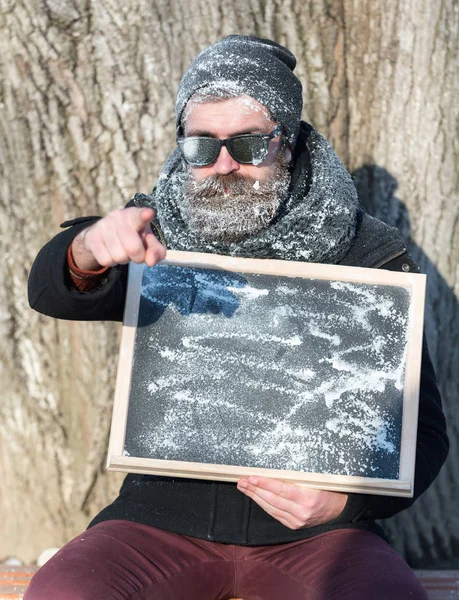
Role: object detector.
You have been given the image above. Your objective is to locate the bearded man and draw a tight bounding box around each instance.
[26,36,448,600]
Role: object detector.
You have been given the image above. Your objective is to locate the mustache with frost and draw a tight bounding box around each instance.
[181,160,291,243]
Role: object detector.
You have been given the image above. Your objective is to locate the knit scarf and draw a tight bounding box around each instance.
[134,122,360,265]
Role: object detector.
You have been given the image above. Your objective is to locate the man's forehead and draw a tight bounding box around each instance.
[184,96,276,137]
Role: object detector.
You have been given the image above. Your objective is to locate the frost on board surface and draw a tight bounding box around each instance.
[124,264,411,479]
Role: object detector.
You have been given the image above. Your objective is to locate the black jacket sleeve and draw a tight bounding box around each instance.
[337,252,449,524]
[28,216,129,322]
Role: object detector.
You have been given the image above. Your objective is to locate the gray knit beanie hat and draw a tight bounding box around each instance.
[175,35,303,149]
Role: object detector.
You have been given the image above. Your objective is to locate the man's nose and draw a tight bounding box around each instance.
[212,146,240,175]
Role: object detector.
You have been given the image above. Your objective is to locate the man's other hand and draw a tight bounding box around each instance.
[71,207,166,271]
[237,476,348,529]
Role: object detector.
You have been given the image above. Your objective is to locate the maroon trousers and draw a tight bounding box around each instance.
[25,520,428,600]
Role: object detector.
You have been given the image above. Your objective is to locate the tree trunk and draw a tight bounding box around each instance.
[0,0,457,567]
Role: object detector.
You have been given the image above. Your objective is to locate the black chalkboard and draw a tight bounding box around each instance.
[107,251,426,497]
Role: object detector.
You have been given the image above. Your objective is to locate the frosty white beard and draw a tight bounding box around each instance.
[181,161,291,243]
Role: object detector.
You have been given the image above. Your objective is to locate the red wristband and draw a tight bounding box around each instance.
[67,244,109,291]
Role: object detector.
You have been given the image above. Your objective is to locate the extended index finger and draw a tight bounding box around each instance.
[143,231,167,266]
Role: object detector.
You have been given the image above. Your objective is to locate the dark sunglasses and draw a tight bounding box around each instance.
[178,125,282,167]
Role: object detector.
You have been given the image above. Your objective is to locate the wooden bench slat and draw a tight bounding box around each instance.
[0,567,37,598]
[414,570,459,599]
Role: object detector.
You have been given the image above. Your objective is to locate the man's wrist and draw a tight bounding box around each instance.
[67,243,109,292]
[70,229,104,272]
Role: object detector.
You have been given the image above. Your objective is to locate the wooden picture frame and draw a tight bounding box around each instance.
[106,251,426,497]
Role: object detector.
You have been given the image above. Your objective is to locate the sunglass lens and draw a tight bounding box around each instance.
[181,138,219,166]
[229,136,268,164]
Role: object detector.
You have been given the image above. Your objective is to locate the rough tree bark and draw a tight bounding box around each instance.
[0,0,457,567]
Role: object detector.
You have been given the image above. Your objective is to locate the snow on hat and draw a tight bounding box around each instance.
[175,35,303,148]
